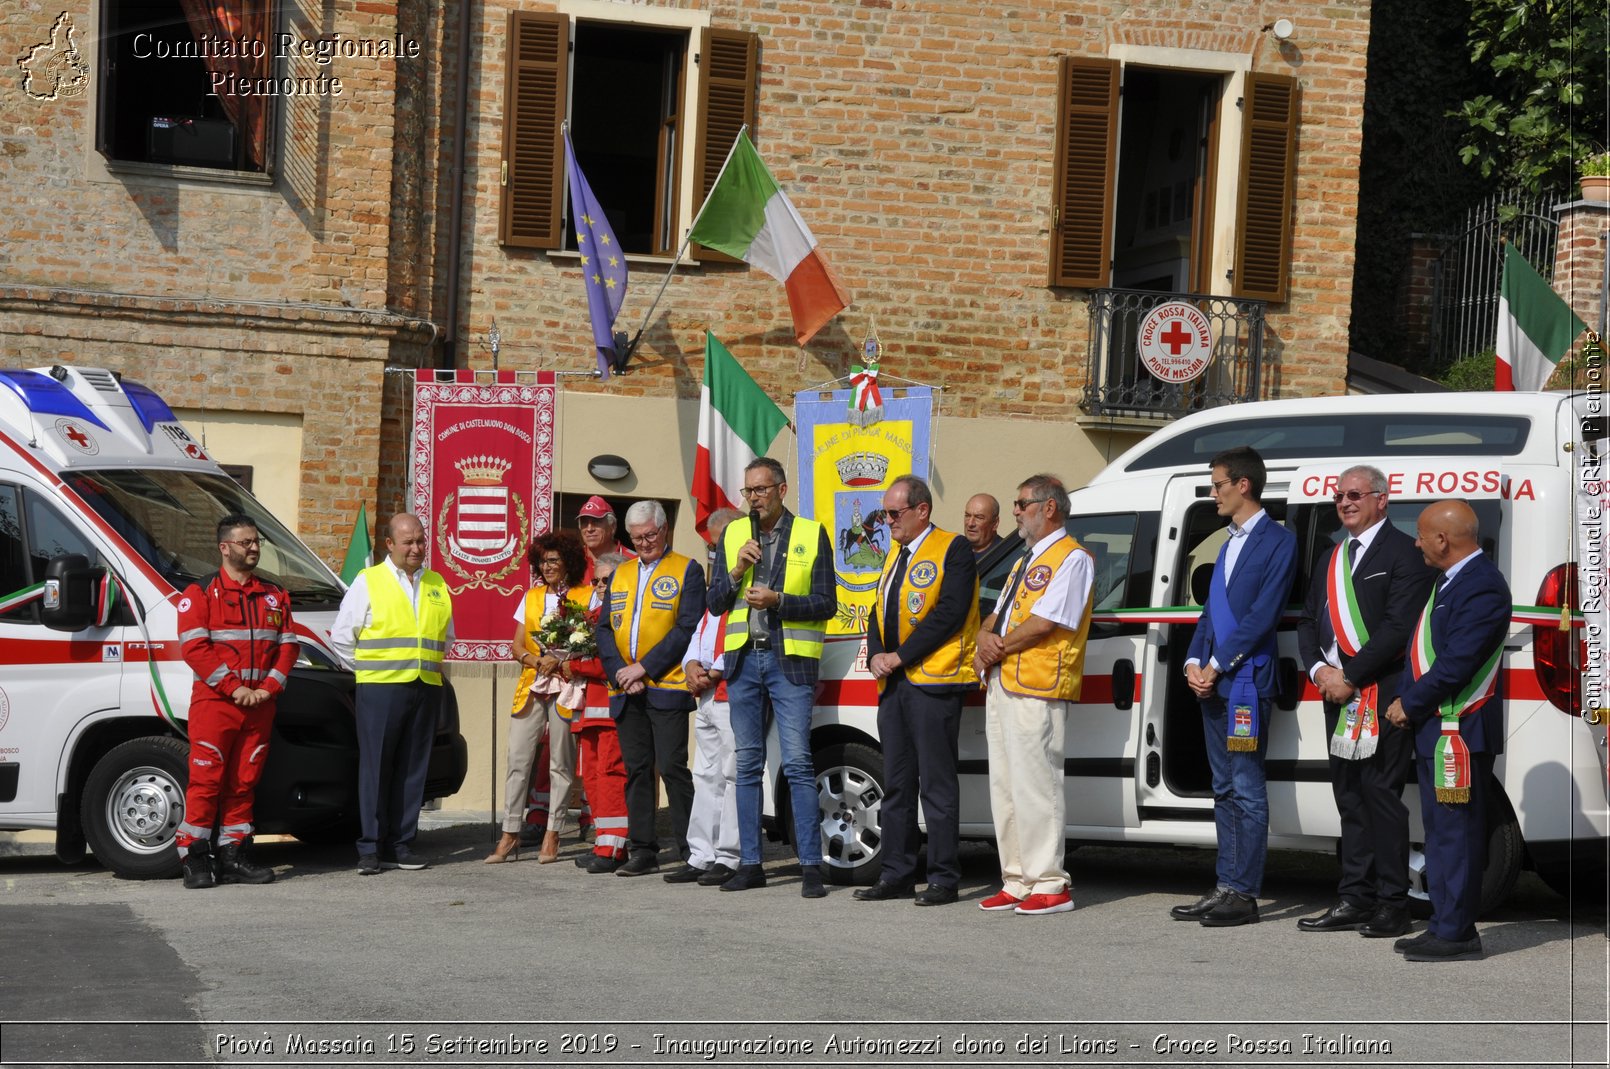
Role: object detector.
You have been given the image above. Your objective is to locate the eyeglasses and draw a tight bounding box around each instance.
[539,557,564,567]
[739,484,780,499]
[884,505,917,522]
[591,575,613,586]
[1010,497,1046,511]
[1210,478,1236,493]
[1332,489,1385,503]
[629,529,663,545]
[222,538,261,549]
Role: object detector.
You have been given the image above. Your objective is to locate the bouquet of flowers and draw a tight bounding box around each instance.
[531,598,596,661]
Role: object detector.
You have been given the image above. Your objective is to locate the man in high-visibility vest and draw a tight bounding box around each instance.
[596,500,705,877]
[857,475,978,907]
[706,457,836,898]
[332,513,454,876]
[974,474,1094,917]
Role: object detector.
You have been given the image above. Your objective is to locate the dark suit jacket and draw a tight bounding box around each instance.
[866,528,977,693]
[597,553,705,714]
[706,508,837,686]
[1187,512,1298,699]
[1296,521,1436,708]
[1397,550,1511,757]
[972,533,1023,613]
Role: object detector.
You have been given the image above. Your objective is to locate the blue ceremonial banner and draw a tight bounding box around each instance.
[564,128,627,380]
[794,386,933,636]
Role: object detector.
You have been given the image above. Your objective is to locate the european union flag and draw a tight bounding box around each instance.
[564,128,627,380]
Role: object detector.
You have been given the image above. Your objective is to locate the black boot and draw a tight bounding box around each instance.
[216,841,276,885]
[182,841,216,889]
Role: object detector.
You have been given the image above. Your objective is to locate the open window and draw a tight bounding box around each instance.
[1049,57,1297,303]
[499,9,757,257]
[97,0,276,173]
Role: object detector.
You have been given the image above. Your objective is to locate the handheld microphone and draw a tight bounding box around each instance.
[749,507,761,534]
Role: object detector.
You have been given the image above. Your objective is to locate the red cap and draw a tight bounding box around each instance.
[577,495,614,521]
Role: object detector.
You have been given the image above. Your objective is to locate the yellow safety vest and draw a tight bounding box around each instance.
[721,515,828,659]
[353,564,453,685]
[607,553,693,695]
[873,527,979,692]
[996,533,1091,701]
[510,582,591,712]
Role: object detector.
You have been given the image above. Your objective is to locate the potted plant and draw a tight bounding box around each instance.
[1582,151,1610,202]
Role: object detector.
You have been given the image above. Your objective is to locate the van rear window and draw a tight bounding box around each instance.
[1125,414,1530,471]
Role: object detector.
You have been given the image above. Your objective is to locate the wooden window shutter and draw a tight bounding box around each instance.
[1232,72,1299,303]
[1048,57,1119,289]
[499,11,568,249]
[691,28,759,263]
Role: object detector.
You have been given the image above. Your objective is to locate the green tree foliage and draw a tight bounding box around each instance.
[1455,0,1609,194]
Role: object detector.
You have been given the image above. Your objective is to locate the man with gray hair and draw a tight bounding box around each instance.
[1296,464,1435,938]
[596,500,705,875]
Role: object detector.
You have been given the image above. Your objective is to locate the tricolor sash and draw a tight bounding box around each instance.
[1207,553,1264,753]
[1408,585,1501,804]
[1326,540,1379,760]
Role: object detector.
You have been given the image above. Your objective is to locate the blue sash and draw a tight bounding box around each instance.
[1207,547,1265,752]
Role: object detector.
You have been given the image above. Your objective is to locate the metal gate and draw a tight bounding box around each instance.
[1430,189,1561,367]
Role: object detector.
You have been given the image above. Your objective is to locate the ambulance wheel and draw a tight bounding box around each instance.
[813,742,885,886]
[1405,788,1523,920]
[81,737,188,880]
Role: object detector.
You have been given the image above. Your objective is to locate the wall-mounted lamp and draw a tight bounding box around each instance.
[587,454,632,481]
[1262,18,1294,40]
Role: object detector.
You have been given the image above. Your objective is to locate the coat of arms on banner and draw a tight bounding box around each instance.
[439,455,528,584]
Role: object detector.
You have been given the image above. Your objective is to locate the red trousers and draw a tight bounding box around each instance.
[576,724,628,859]
[176,697,274,853]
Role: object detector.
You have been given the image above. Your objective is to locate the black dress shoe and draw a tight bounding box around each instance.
[586,854,625,874]
[1394,930,1432,954]
[1169,889,1228,921]
[914,885,959,907]
[1359,903,1411,938]
[854,881,915,901]
[1403,934,1483,962]
[800,865,827,899]
[615,853,660,877]
[719,864,768,891]
[1199,891,1260,927]
[1297,901,1374,932]
[697,863,736,886]
[574,854,595,869]
[662,864,707,884]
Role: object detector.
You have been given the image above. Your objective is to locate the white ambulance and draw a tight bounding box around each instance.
[0,364,467,878]
[798,391,1604,910]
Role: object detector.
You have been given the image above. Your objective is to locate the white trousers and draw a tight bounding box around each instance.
[686,693,740,870]
[984,674,1070,897]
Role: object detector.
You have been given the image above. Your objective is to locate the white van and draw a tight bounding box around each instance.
[0,364,467,878]
[795,391,1604,909]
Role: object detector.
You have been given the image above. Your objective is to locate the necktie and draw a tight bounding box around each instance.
[1348,538,1363,571]
[883,547,909,647]
[996,558,1026,636]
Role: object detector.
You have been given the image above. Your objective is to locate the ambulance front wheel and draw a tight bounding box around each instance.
[82,737,188,880]
[812,741,885,886]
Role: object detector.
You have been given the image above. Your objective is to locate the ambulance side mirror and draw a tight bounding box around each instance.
[41,553,99,632]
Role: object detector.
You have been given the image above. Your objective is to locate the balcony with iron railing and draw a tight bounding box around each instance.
[1081,288,1269,422]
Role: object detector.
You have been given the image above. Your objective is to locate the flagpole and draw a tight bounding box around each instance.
[617,125,749,368]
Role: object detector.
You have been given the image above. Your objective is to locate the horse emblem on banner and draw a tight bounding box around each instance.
[437,455,528,593]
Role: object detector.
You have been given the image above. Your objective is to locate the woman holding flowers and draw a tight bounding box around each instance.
[487,530,590,864]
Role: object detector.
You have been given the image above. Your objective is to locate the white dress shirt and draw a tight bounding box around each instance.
[331,558,455,671]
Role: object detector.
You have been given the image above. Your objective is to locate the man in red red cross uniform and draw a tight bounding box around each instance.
[174,513,300,888]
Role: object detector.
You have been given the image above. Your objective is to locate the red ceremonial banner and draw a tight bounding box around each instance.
[412,369,557,661]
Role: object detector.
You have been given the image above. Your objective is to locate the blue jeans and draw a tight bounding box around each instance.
[727,649,820,866]
[1201,695,1270,896]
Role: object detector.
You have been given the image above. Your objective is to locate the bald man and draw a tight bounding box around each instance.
[333,513,456,875]
[1384,500,1511,962]
[963,493,1023,612]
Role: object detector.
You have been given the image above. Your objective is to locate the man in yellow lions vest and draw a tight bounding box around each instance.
[855,475,978,907]
[974,474,1093,916]
[705,457,837,898]
[596,500,706,877]
[332,513,454,876]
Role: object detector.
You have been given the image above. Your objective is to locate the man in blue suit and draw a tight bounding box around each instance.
[1171,446,1297,927]
[1385,500,1510,963]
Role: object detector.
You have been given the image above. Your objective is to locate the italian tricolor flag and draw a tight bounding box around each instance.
[1496,244,1585,391]
[688,131,851,345]
[692,332,789,540]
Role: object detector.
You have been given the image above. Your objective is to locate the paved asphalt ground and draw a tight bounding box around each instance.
[1,820,1605,1068]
